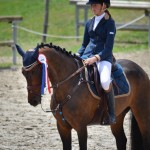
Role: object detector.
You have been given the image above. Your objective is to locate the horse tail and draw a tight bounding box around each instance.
[130,112,143,150]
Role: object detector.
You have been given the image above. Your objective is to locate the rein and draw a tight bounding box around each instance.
[51,63,87,88]
[46,59,88,115]
[44,59,88,113]
[22,59,88,113]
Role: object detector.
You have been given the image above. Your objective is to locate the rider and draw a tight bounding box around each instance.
[77,0,116,125]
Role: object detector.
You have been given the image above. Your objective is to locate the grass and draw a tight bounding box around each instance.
[0,0,149,67]
[0,62,12,69]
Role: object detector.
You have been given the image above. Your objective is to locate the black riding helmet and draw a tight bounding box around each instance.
[86,0,110,8]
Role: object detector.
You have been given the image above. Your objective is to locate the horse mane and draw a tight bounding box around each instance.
[38,43,82,61]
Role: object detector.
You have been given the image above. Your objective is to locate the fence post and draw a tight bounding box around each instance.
[12,21,17,64]
[84,6,88,25]
[75,4,79,41]
[148,13,150,48]
[145,10,150,47]
[42,0,49,43]
[0,16,22,64]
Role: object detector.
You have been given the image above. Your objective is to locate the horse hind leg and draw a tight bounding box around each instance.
[131,91,150,149]
[130,113,144,150]
[131,111,150,150]
[111,110,129,150]
[57,122,72,150]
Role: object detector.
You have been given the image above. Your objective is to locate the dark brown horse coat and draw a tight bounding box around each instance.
[16,43,150,150]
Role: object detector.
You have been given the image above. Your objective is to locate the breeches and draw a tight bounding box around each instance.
[96,61,112,91]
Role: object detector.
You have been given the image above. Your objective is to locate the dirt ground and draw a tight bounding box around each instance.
[0,50,150,150]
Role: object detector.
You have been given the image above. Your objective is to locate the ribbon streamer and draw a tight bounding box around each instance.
[38,54,51,95]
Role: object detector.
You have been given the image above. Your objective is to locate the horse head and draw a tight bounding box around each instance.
[16,44,42,106]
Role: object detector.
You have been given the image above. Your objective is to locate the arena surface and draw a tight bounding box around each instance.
[0,50,149,150]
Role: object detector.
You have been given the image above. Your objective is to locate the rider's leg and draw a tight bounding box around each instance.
[104,83,116,124]
[96,61,116,125]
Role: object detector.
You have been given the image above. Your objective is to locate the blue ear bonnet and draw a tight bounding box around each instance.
[23,50,38,66]
[15,44,39,67]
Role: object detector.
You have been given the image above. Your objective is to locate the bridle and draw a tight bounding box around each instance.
[22,61,42,97]
[22,61,39,71]
[22,59,88,113]
[22,60,87,90]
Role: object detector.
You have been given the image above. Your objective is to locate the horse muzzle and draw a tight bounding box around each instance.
[27,85,42,106]
[28,96,41,106]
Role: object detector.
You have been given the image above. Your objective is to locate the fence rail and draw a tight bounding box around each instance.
[0,16,23,64]
[70,0,150,47]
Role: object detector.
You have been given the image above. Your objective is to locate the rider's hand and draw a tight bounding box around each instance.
[84,56,98,65]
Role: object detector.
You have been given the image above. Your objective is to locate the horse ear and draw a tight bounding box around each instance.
[33,44,39,59]
[15,44,25,58]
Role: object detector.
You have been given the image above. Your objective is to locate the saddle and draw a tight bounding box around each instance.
[85,62,130,125]
[85,63,130,99]
[86,64,103,97]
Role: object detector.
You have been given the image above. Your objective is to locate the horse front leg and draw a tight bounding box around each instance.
[57,122,72,150]
[77,126,88,150]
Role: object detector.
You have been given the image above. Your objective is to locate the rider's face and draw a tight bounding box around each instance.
[91,3,106,16]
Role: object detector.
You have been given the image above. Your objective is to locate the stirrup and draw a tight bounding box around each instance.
[101,117,116,125]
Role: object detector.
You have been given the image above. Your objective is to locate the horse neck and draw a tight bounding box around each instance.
[42,47,79,99]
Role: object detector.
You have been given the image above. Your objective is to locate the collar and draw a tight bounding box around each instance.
[95,13,105,22]
[89,12,110,32]
[93,13,105,30]
[95,13,110,29]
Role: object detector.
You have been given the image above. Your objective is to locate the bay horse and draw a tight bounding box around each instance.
[16,43,150,150]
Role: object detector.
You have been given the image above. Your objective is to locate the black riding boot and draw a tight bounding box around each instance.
[103,88,116,125]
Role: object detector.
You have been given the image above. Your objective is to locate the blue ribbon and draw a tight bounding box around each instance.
[41,63,46,95]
